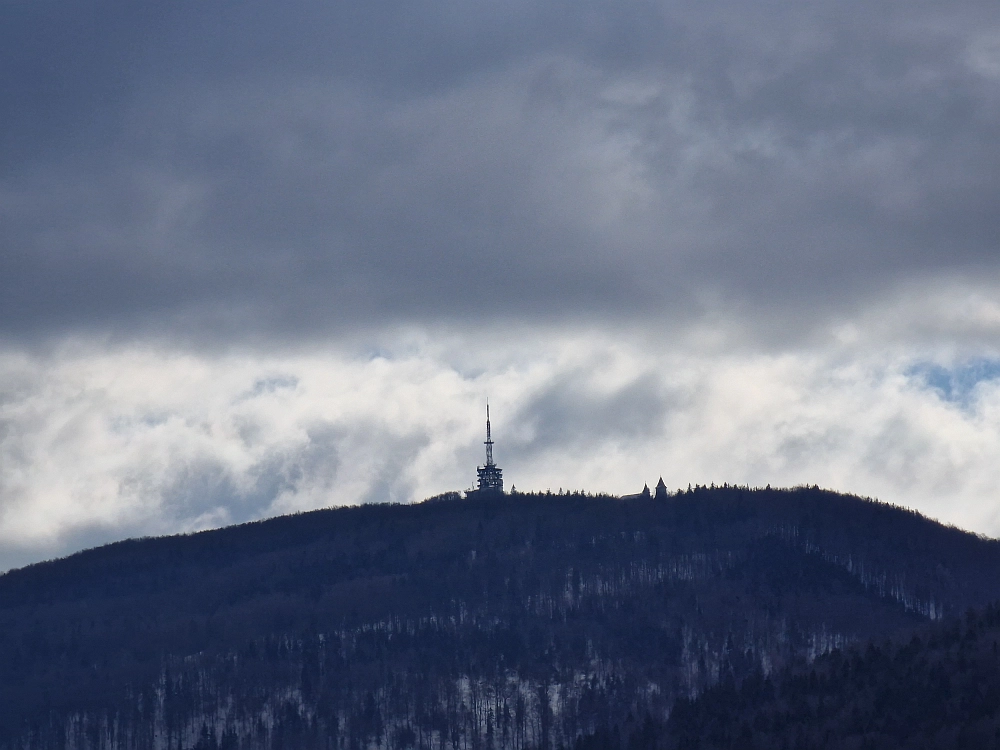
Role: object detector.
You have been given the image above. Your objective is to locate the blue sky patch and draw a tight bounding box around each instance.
[907,359,1000,404]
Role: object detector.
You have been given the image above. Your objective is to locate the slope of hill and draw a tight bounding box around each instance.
[661,604,1000,749]
[2,486,999,749]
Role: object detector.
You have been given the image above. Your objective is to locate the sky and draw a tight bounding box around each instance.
[2,0,1000,570]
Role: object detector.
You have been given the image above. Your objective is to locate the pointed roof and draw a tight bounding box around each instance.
[654,477,668,500]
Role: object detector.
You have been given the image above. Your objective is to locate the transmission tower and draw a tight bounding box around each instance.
[476,402,504,494]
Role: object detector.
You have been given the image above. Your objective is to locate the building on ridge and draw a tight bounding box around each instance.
[654,477,668,500]
[475,403,503,495]
[621,478,668,501]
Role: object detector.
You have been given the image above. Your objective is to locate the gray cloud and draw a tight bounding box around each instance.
[3,0,1000,344]
[509,369,670,458]
[5,1,1000,567]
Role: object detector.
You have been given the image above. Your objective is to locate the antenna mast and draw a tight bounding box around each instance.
[475,401,504,494]
[485,402,494,467]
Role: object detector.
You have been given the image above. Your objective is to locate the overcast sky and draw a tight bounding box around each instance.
[2,0,1000,570]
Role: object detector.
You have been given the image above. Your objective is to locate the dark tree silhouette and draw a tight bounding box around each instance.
[0,487,998,748]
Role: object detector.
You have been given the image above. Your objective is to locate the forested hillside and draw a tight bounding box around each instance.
[2,486,999,749]
[661,603,1000,749]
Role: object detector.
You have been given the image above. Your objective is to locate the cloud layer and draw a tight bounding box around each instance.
[3,326,1000,571]
[3,0,1000,341]
[3,0,1000,566]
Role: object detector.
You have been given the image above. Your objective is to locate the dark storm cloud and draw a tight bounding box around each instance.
[3,0,999,341]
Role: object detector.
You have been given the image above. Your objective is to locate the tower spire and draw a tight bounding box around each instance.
[485,401,494,467]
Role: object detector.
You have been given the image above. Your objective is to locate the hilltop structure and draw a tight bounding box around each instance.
[654,477,668,500]
[475,404,503,494]
[622,477,669,501]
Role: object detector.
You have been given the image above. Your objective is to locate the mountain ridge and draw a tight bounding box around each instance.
[2,486,999,749]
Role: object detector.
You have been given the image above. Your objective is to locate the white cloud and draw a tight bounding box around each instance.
[3,301,1000,570]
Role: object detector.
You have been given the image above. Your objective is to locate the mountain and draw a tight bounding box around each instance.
[1,486,999,749]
